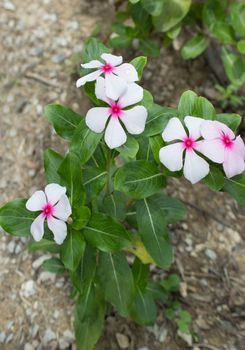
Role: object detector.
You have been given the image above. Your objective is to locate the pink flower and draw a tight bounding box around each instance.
[76,53,138,100]
[85,77,147,149]
[26,184,72,244]
[159,116,210,184]
[200,120,245,178]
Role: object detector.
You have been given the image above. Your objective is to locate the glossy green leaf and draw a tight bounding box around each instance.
[61,229,85,271]
[141,0,163,16]
[152,193,187,224]
[72,205,91,230]
[103,192,127,222]
[83,167,107,202]
[192,96,216,119]
[42,257,66,274]
[237,40,245,54]
[82,37,110,62]
[141,89,154,109]
[178,90,197,119]
[203,165,224,191]
[136,198,173,269]
[230,3,245,36]
[181,34,208,60]
[28,239,61,253]
[45,104,81,140]
[114,160,165,199]
[216,113,242,131]
[130,56,147,79]
[70,119,103,165]
[116,135,139,159]
[83,213,131,252]
[43,149,64,184]
[161,274,180,292]
[0,199,35,237]
[149,135,164,164]
[145,104,177,136]
[153,0,191,32]
[58,152,85,208]
[223,173,245,205]
[98,252,135,316]
[139,38,160,57]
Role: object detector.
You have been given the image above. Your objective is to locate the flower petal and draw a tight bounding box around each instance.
[119,83,143,108]
[86,107,110,133]
[223,150,245,178]
[81,60,102,69]
[184,116,203,140]
[114,63,138,82]
[101,53,123,66]
[26,190,47,212]
[201,120,235,140]
[162,117,186,142]
[47,216,67,245]
[159,143,184,172]
[95,76,110,104]
[45,183,66,205]
[105,73,127,100]
[183,150,210,184]
[76,70,102,88]
[233,135,245,159]
[105,117,127,149]
[120,106,147,135]
[199,139,225,163]
[53,195,72,221]
[30,213,45,241]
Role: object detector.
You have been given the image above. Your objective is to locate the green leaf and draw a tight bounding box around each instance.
[109,35,132,49]
[98,252,135,317]
[70,245,97,293]
[82,37,110,62]
[84,213,131,252]
[146,281,169,303]
[61,228,85,271]
[145,104,177,136]
[70,119,103,165]
[237,40,245,54]
[178,90,197,119]
[43,148,64,184]
[223,173,245,205]
[116,135,139,159]
[209,22,235,44]
[103,192,127,222]
[152,193,187,224]
[216,113,242,131]
[28,239,61,253]
[114,160,165,199]
[130,259,156,325]
[231,3,245,36]
[83,167,107,202]
[153,0,191,32]
[42,258,66,274]
[181,34,208,60]
[149,135,164,164]
[203,165,224,191]
[141,89,154,109]
[192,96,216,119]
[221,48,245,85]
[139,38,160,57]
[72,205,91,230]
[136,198,173,269]
[0,199,35,237]
[75,284,105,350]
[58,152,85,208]
[129,0,140,4]
[161,274,180,292]
[45,104,81,140]
[141,0,163,16]
[130,56,147,79]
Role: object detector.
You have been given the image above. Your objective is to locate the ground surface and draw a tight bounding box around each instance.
[0,0,245,349]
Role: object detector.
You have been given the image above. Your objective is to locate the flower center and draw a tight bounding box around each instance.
[222,134,234,149]
[101,63,114,74]
[183,137,196,150]
[109,103,123,118]
[42,203,54,218]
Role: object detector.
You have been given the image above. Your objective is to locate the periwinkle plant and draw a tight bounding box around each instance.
[0,38,245,350]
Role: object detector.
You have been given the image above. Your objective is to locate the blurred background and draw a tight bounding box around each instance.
[0,0,244,349]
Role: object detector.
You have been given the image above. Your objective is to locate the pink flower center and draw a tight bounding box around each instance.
[101,63,114,74]
[183,137,196,150]
[222,134,234,149]
[42,203,54,219]
[109,103,123,118]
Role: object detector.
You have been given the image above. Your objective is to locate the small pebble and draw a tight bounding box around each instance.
[42,329,56,345]
[20,280,36,298]
[0,332,6,343]
[205,248,217,261]
[116,333,129,349]
[24,343,34,350]
[3,1,16,11]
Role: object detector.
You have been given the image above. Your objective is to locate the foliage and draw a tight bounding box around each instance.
[111,0,245,105]
[0,38,244,350]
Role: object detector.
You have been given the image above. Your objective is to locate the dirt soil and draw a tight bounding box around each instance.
[0,0,244,350]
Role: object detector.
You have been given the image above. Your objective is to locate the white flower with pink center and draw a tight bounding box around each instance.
[26,183,72,244]
[200,120,245,178]
[85,77,147,149]
[159,116,210,184]
[76,53,138,100]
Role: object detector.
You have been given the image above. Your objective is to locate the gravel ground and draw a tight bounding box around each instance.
[0,0,245,349]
